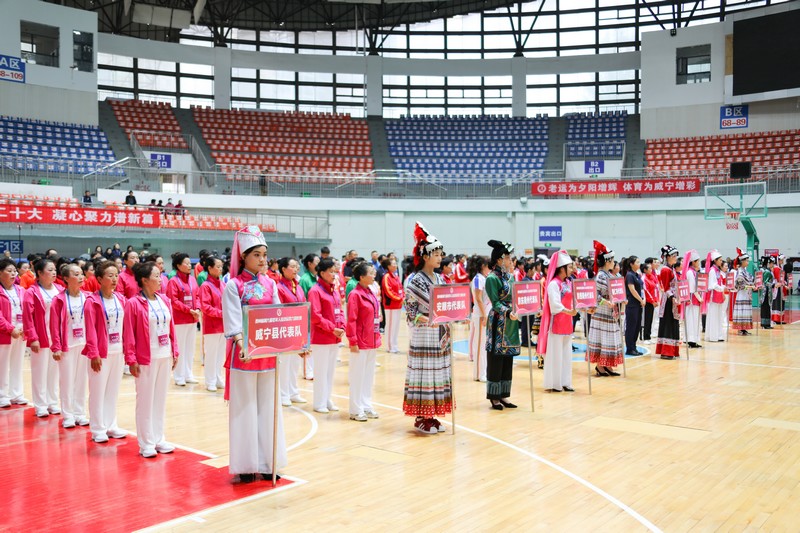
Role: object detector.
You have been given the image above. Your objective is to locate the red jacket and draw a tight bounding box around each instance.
[116,268,139,299]
[643,272,660,304]
[198,276,224,334]
[0,284,24,345]
[82,274,100,294]
[166,271,199,325]
[49,290,90,354]
[82,292,126,359]
[346,284,382,350]
[123,293,179,366]
[23,284,62,349]
[453,262,469,284]
[308,278,345,345]
[381,271,404,310]
[277,276,307,306]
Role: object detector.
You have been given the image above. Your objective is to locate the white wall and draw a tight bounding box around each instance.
[95,188,800,259]
[0,0,98,124]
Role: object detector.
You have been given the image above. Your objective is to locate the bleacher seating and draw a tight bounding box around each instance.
[0,192,81,208]
[646,130,800,172]
[192,107,374,180]
[0,116,121,175]
[566,142,624,159]
[386,115,549,183]
[108,99,188,150]
[565,111,627,141]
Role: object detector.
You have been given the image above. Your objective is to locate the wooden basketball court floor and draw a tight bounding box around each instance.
[3,313,800,532]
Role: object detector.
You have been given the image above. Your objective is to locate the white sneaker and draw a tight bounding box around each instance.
[48,406,61,415]
[156,442,175,454]
[327,402,339,412]
[93,434,109,443]
[216,380,225,388]
[643,340,652,345]
[364,409,380,419]
[206,385,218,392]
[62,418,76,428]
[349,413,368,422]
[175,381,186,387]
[76,417,90,426]
[107,428,127,439]
[123,365,131,375]
[35,408,49,417]
[375,361,382,367]
[140,448,157,458]
[0,398,10,408]
[281,400,292,407]
[11,397,29,405]
[186,377,199,384]
[314,407,330,414]
[290,396,307,404]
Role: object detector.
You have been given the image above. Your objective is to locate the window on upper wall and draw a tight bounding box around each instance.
[72,30,93,72]
[676,44,711,84]
[20,21,59,68]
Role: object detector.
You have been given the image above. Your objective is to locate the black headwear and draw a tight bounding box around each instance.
[487,240,514,266]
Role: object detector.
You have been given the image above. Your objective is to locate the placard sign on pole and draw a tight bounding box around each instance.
[788,273,794,288]
[512,280,541,412]
[430,283,472,324]
[754,271,763,290]
[697,272,709,293]
[726,271,736,291]
[573,279,597,309]
[678,280,691,302]
[608,277,627,304]
[429,283,471,434]
[512,280,542,317]
[239,302,310,487]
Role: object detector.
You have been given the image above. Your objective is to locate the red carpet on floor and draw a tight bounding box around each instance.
[0,406,291,532]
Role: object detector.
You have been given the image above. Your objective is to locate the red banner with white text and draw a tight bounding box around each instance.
[0,203,161,228]
[531,178,701,197]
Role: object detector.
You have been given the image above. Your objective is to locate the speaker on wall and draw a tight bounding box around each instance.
[730,161,752,179]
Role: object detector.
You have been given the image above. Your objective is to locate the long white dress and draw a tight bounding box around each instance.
[705,267,727,342]
[543,279,573,391]
[685,268,701,344]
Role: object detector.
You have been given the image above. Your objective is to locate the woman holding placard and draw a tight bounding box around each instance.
[731,248,755,335]
[654,245,681,359]
[485,240,520,409]
[540,251,577,392]
[704,250,727,342]
[221,226,285,483]
[681,250,703,348]
[403,222,451,433]
[587,241,624,375]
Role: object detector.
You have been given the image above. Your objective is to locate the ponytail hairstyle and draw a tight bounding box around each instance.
[621,255,638,277]
[203,255,221,272]
[352,261,374,281]
[466,255,489,280]
[302,253,319,273]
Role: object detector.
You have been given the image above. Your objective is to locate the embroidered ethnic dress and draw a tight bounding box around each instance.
[587,269,625,366]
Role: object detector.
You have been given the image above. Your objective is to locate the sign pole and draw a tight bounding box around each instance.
[619,304,627,378]
[526,314,535,413]
[272,356,280,487]
[451,324,456,435]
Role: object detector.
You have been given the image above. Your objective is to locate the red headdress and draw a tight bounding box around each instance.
[733,247,749,269]
[592,240,613,275]
[412,222,444,268]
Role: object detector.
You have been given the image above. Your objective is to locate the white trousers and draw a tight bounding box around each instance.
[58,345,88,421]
[348,348,376,415]
[685,305,701,343]
[469,313,487,381]
[303,352,314,380]
[311,344,339,410]
[228,369,287,475]
[279,353,302,404]
[135,357,171,453]
[706,302,727,342]
[173,323,197,383]
[0,336,26,402]
[203,333,225,388]
[88,351,123,439]
[543,333,573,390]
[30,348,59,411]
[385,309,401,352]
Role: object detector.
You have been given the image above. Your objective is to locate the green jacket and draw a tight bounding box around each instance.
[299,271,317,297]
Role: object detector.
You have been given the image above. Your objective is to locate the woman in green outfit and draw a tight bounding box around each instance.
[299,253,320,297]
[485,240,520,410]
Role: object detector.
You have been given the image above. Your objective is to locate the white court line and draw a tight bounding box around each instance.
[134,476,308,533]
[287,406,319,452]
[301,388,662,533]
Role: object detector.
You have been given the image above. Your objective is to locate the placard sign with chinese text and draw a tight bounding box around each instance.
[697,272,708,292]
[243,303,310,359]
[573,279,597,310]
[726,271,736,290]
[512,280,542,317]
[678,280,690,303]
[430,283,472,324]
[754,271,763,290]
[608,277,626,304]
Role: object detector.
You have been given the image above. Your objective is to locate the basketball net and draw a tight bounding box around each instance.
[725,211,740,230]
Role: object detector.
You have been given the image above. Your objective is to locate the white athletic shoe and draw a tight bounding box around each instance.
[290,396,307,404]
[76,417,90,426]
[156,442,175,454]
[11,397,29,405]
[107,428,128,439]
[93,434,109,443]
[140,448,157,458]
[349,413,368,422]
[62,418,76,428]
[0,398,10,408]
[364,409,380,419]
[327,402,340,412]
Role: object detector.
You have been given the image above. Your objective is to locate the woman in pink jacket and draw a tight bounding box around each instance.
[276,256,310,407]
[124,262,179,458]
[199,256,225,392]
[115,250,140,299]
[49,263,90,428]
[380,257,404,354]
[346,262,382,422]
[0,258,28,408]
[167,252,201,386]
[83,260,128,442]
[308,257,345,414]
[23,258,61,417]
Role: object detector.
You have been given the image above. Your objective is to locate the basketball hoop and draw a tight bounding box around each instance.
[725,211,740,230]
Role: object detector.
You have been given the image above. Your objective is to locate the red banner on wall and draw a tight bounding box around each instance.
[430,283,472,324]
[0,204,161,228]
[531,178,701,197]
